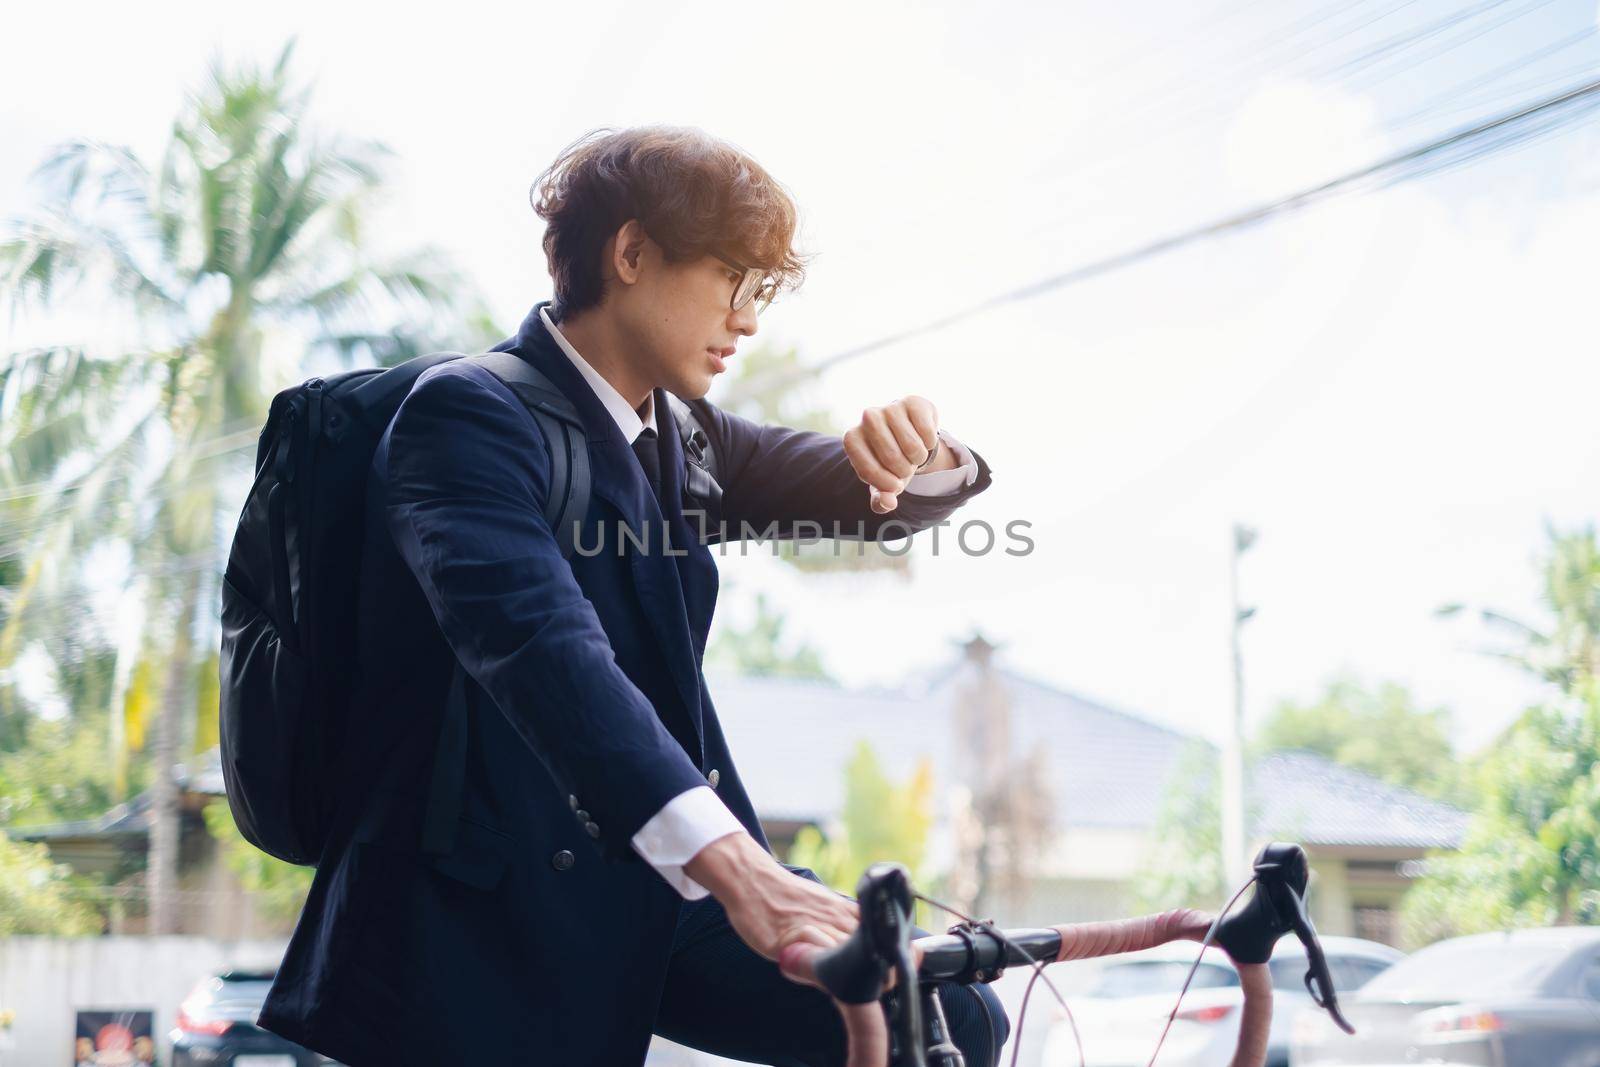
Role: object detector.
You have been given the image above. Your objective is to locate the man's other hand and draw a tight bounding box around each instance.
[777,942,890,1067]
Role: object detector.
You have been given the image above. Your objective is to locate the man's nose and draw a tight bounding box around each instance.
[729,300,758,337]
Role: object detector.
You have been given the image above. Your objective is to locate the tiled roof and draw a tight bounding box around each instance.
[708,662,1469,851]
[15,662,1467,852]
[1250,749,1467,849]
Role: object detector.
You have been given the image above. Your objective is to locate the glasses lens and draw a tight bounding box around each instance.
[732,268,763,311]
[754,279,779,313]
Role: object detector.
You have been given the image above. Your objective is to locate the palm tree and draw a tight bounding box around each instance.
[0,39,489,932]
[1438,522,1600,694]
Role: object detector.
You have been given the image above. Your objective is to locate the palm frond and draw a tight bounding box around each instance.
[1,214,179,321]
[0,347,160,483]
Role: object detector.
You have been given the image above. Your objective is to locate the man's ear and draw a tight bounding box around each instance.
[611,218,649,287]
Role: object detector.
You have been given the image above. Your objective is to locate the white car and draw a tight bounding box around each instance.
[1039,935,1401,1067]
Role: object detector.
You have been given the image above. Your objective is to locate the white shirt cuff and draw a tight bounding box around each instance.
[630,785,746,900]
[903,429,978,497]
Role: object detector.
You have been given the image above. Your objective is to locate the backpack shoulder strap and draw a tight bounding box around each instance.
[666,393,723,510]
[466,351,590,560]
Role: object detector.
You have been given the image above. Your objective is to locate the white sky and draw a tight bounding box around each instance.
[5,0,1600,754]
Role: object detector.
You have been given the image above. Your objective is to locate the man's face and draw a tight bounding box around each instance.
[609,224,760,401]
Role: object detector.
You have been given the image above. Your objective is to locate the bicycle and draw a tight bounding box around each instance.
[782,842,1358,1067]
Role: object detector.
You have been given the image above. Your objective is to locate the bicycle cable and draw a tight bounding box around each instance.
[1142,876,1259,1067]
[913,890,1083,1067]
[914,873,1260,1067]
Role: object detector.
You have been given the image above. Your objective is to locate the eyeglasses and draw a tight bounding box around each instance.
[711,251,779,314]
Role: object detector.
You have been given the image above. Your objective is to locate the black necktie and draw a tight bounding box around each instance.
[632,426,662,506]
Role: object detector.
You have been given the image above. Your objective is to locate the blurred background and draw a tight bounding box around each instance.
[4,0,1600,1064]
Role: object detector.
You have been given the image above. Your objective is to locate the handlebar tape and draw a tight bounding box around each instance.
[1228,964,1274,1067]
[1049,907,1216,962]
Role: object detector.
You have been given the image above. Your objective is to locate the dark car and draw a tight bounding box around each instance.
[1291,926,1600,1066]
[172,969,341,1067]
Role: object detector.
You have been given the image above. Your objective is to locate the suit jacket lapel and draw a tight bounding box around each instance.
[497,304,707,756]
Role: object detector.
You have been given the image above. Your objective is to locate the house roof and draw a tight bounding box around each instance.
[7,792,152,841]
[1250,749,1466,850]
[4,751,224,842]
[707,660,1469,851]
[12,657,1468,853]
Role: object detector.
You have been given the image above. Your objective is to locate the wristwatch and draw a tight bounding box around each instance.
[915,429,945,473]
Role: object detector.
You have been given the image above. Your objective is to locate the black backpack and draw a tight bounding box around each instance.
[218,349,720,866]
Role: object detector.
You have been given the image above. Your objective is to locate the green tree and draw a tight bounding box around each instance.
[1439,522,1600,694]
[1132,741,1227,911]
[1403,524,1600,945]
[787,741,935,899]
[201,798,312,924]
[0,705,148,829]
[1402,684,1600,944]
[0,832,102,935]
[1254,676,1461,804]
[0,39,485,931]
[704,591,832,680]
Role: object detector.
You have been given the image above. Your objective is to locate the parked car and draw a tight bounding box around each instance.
[1286,927,1600,1067]
[1291,926,1600,1066]
[1040,935,1401,1067]
[172,969,341,1067]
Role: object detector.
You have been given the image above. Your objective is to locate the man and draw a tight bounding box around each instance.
[259,126,1005,1065]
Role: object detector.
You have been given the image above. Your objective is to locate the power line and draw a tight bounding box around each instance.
[1393,52,1600,130]
[1313,0,1516,82]
[732,73,1600,404]
[848,0,1592,271]
[1389,23,1598,127]
[1011,0,1577,247]
[1345,0,1566,91]
[844,0,1421,261]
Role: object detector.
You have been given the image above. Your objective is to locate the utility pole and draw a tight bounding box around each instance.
[1222,524,1256,890]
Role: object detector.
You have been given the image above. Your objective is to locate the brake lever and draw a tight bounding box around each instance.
[815,863,926,1067]
[1280,865,1356,1035]
[1215,842,1356,1036]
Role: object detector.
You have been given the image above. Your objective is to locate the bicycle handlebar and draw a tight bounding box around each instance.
[809,842,1355,1067]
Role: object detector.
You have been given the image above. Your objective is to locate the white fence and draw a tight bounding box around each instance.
[0,935,288,1066]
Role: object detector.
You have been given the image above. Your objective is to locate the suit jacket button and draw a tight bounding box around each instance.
[552,850,575,871]
[568,794,580,811]
[575,809,590,822]
[584,821,601,839]
[708,769,720,788]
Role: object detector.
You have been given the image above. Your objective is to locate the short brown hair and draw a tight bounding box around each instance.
[530,126,807,317]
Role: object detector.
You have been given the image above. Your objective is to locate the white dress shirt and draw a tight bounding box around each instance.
[538,305,978,898]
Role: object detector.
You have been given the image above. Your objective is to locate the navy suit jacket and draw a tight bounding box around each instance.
[259,301,994,1065]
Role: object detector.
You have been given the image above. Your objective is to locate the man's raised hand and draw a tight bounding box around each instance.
[842,395,952,514]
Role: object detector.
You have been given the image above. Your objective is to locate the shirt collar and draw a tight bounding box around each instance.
[539,304,657,442]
